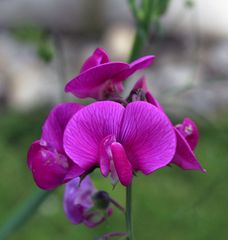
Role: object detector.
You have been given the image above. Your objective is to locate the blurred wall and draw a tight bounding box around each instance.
[0,0,227,115]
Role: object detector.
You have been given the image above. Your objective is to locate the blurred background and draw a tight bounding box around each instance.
[0,0,227,239]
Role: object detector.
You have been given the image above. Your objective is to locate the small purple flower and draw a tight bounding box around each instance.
[173,118,206,172]
[64,176,112,227]
[27,103,85,190]
[131,77,206,172]
[65,48,155,99]
[63,101,176,186]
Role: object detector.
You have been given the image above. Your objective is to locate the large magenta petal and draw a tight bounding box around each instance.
[176,118,199,150]
[64,101,125,170]
[80,48,110,73]
[111,142,133,186]
[41,103,83,153]
[65,62,129,99]
[119,101,176,174]
[113,56,155,82]
[172,129,206,172]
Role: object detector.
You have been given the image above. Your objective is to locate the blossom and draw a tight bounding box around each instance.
[27,103,85,190]
[173,118,206,172]
[65,48,155,99]
[64,101,176,186]
[64,176,112,227]
[131,77,206,172]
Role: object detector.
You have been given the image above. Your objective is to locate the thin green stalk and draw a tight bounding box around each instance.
[125,184,133,240]
[0,190,51,240]
[109,197,125,214]
[128,27,146,62]
[128,0,155,62]
[128,0,140,21]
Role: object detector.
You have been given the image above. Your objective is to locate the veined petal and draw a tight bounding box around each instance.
[119,101,176,174]
[41,103,83,153]
[172,129,206,172]
[113,55,155,82]
[111,142,133,186]
[176,118,199,150]
[80,48,110,73]
[64,101,125,170]
[65,62,129,99]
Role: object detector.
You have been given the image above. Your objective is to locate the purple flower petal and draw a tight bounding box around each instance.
[176,118,199,150]
[132,76,148,92]
[83,208,112,228]
[99,135,116,177]
[27,139,40,169]
[111,142,133,186]
[64,164,85,182]
[132,76,163,109]
[27,141,69,190]
[113,56,155,82]
[64,176,95,224]
[64,101,125,170]
[119,101,176,174]
[172,129,206,172]
[80,48,109,73]
[65,62,129,99]
[42,103,83,153]
[27,103,85,190]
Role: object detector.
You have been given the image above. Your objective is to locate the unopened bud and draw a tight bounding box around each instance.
[127,88,146,102]
[92,191,110,210]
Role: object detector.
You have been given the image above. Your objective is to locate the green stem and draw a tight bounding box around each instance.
[125,184,133,240]
[0,190,51,240]
[128,0,139,21]
[109,197,126,214]
[128,27,146,62]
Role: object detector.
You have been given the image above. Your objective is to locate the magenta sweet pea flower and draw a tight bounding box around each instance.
[131,77,206,172]
[27,103,85,190]
[64,176,112,227]
[63,101,176,186]
[65,48,155,99]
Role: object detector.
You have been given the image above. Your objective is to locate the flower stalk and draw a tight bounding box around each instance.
[109,197,125,214]
[125,184,133,240]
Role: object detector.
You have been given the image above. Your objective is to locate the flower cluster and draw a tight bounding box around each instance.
[27,48,205,227]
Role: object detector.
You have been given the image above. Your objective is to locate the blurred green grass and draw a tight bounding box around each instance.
[0,108,228,240]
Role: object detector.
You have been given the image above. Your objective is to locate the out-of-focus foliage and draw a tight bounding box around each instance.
[150,0,170,18]
[12,25,54,63]
[185,0,194,8]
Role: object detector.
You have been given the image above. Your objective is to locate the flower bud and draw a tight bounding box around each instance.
[92,191,110,210]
